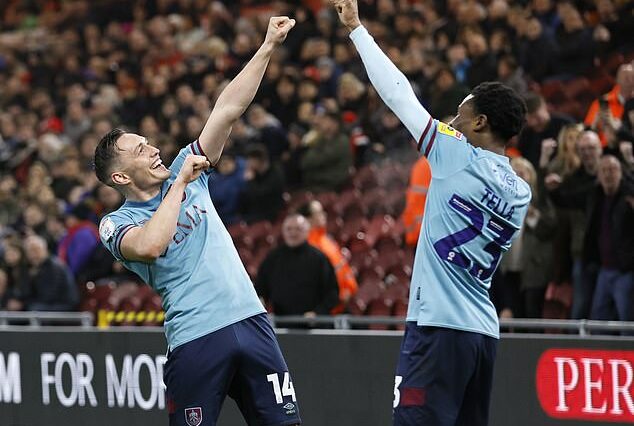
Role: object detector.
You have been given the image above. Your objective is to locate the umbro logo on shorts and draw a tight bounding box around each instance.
[185,407,203,426]
[283,402,296,415]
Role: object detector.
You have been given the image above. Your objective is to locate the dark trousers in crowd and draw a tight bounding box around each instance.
[571,261,598,320]
[590,268,634,333]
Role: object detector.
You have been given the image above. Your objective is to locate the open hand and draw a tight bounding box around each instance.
[264,16,296,46]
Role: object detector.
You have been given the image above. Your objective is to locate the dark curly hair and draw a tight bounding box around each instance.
[94,128,126,186]
[470,82,527,143]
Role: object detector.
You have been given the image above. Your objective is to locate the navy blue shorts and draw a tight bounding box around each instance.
[393,324,497,426]
[164,314,301,426]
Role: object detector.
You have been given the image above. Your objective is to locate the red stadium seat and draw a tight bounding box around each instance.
[374,249,405,273]
[357,265,385,285]
[362,189,389,217]
[315,192,339,213]
[353,164,379,191]
[348,248,377,275]
[228,222,247,241]
[383,282,409,306]
[374,234,401,252]
[540,80,566,104]
[364,214,395,247]
[339,218,368,243]
[247,221,273,245]
[346,232,372,254]
[348,280,384,316]
[367,298,393,330]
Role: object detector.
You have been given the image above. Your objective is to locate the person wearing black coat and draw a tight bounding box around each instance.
[16,235,79,311]
[256,214,339,317]
[583,156,634,324]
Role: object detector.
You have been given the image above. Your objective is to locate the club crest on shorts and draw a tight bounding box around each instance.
[184,407,202,426]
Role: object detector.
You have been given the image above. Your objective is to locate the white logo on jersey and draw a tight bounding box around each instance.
[99,217,116,242]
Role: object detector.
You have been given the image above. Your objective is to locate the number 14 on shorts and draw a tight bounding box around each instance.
[267,372,297,403]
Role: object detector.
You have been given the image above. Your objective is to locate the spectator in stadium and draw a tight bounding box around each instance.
[401,156,432,247]
[300,109,353,192]
[337,72,367,117]
[366,108,416,163]
[518,17,559,82]
[584,155,634,323]
[298,200,358,313]
[247,104,290,161]
[57,202,100,278]
[239,143,285,224]
[546,131,602,319]
[0,269,9,310]
[0,174,20,227]
[518,92,574,169]
[256,213,339,316]
[63,101,92,145]
[554,2,595,78]
[465,31,498,88]
[208,149,246,225]
[594,0,634,54]
[95,185,124,216]
[269,75,299,128]
[17,235,78,312]
[497,55,528,97]
[584,63,634,147]
[429,66,470,121]
[498,157,557,319]
[538,123,583,179]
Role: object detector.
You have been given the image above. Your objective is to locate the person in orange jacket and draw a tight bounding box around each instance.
[401,156,432,247]
[298,200,358,313]
[584,63,634,147]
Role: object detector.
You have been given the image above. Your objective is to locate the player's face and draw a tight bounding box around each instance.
[111,133,171,190]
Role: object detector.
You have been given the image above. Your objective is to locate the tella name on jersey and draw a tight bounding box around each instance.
[480,187,515,220]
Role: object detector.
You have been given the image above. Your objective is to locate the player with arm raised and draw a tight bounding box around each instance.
[94,17,301,426]
[333,2,530,425]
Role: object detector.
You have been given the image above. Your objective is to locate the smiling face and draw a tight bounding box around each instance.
[110,133,171,191]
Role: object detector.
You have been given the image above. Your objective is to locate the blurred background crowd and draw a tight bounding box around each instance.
[0,0,632,327]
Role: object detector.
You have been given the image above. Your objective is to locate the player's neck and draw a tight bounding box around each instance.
[473,137,506,156]
[124,184,162,203]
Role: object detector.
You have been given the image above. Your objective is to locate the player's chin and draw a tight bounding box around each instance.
[150,167,171,181]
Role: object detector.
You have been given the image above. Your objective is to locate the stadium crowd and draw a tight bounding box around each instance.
[0,0,633,326]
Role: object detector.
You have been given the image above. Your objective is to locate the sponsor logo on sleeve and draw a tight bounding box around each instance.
[437,122,463,140]
[99,217,116,242]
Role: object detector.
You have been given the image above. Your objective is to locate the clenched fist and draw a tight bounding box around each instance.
[177,155,210,184]
[332,0,362,31]
[264,16,296,46]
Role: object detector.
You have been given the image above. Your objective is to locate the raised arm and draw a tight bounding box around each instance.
[334,0,430,143]
[198,16,295,165]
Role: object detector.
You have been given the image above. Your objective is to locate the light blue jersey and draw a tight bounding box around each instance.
[349,25,531,339]
[409,120,531,338]
[99,141,265,349]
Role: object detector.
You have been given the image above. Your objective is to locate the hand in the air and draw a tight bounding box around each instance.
[264,16,296,46]
[332,0,362,31]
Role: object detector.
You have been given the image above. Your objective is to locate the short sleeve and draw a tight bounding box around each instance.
[168,140,214,190]
[418,120,474,178]
[99,213,137,261]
